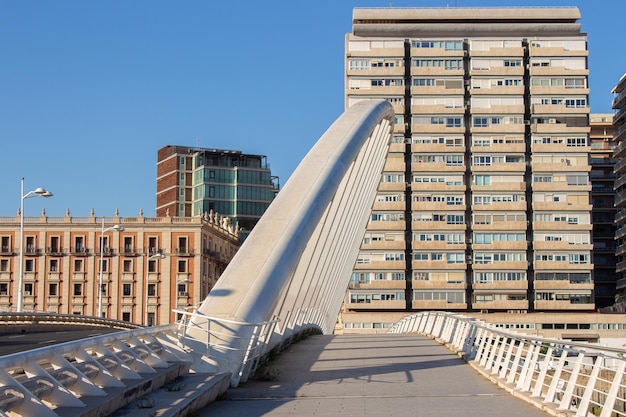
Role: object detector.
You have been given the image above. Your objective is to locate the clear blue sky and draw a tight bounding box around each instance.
[1,0,623,218]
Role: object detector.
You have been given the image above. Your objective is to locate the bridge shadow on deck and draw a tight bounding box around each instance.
[197,334,549,417]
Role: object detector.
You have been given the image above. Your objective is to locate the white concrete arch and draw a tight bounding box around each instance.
[183,100,394,384]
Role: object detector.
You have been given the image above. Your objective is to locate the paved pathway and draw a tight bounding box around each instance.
[197,334,550,417]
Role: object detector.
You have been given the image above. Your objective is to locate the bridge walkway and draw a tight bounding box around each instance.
[197,334,551,417]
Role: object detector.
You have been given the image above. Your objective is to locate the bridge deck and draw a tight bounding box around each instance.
[197,334,550,417]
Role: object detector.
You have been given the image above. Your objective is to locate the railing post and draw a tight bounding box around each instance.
[544,348,570,404]
[531,346,553,397]
[575,355,603,417]
[559,352,585,411]
[600,359,626,417]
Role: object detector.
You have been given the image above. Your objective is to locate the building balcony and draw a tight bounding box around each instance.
[410,67,464,77]
[530,86,589,96]
[412,221,465,231]
[472,261,528,270]
[411,300,467,310]
[534,261,592,271]
[471,105,525,115]
[411,124,465,134]
[412,281,466,290]
[469,67,524,77]
[473,281,528,291]
[349,299,406,310]
[411,183,465,193]
[534,300,595,311]
[410,202,466,211]
[532,202,592,211]
[470,47,524,57]
[349,281,406,290]
[472,241,527,251]
[377,182,406,192]
[472,300,529,310]
[346,67,404,77]
[534,242,592,251]
[531,123,590,135]
[412,260,467,270]
[366,220,405,231]
[529,46,588,57]
[531,182,591,193]
[470,143,525,153]
[470,124,525,134]
[410,86,464,96]
[355,260,405,270]
[534,280,594,291]
[45,247,63,256]
[472,202,527,212]
[531,104,590,115]
[175,247,194,256]
[411,241,463,251]
[411,105,465,115]
[411,162,465,172]
[384,159,405,171]
[372,201,404,211]
[471,162,526,172]
[23,247,42,256]
[69,247,89,256]
[533,221,591,231]
[471,182,526,192]
[529,67,588,77]
[347,47,404,58]
[471,220,527,230]
[469,85,525,96]
[361,241,405,251]
[531,161,591,172]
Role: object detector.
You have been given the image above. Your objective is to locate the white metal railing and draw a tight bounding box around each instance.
[174,308,280,387]
[0,324,191,417]
[389,311,626,417]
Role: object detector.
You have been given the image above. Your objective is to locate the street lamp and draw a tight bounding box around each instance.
[17,177,52,312]
[97,219,124,317]
[145,253,166,326]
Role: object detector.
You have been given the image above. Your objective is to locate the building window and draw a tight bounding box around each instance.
[0,283,7,295]
[147,283,156,297]
[123,284,132,296]
[123,260,132,272]
[74,236,85,253]
[73,283,82,296]
[148,259,157,273]
[49,259,58,272]
[99,259,108,272]
[178,260,187,273]
[74,259,83,272]
[25,259,34,272]
[24,283,33,296]
[124,237,134,253]
[0,259,8,272]
[49,283,57,296]
[1,236,10,253]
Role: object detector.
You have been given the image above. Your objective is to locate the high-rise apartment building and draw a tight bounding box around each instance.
[345,7,593,314]
[612,73,626,302]
[0,211,239,325]
[156,146,278,237]
[589,114,617,308]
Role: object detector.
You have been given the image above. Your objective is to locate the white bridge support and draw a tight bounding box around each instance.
[389,311,626,417]
[180,100,395,386]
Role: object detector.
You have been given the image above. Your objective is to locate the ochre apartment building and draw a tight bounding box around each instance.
[0,210,239,325]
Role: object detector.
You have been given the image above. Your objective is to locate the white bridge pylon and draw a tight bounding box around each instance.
[183,100,394,384]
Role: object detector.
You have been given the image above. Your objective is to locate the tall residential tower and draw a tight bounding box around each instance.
[345,7,593,315]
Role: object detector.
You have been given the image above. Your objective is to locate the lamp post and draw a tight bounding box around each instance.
[17,177,52,312]
[97,219,124,317]
[145,253,166,326]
